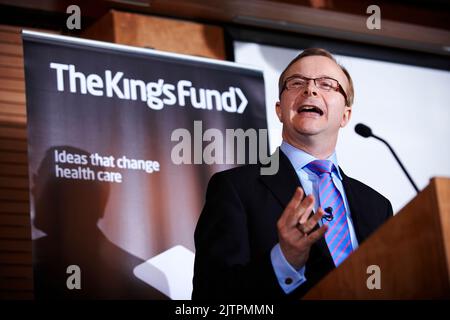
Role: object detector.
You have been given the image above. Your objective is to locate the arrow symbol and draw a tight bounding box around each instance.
[235,87,248,114]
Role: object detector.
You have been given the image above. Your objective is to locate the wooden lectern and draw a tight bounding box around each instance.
[304,177,450,299]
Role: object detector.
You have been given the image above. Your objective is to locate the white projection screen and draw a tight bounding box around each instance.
[234,41,450,213]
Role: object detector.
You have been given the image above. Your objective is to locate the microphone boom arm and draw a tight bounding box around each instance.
[372,133,420,194]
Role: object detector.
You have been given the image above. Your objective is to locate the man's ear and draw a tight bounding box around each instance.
[275,101,282,122]
[340,105,352,128]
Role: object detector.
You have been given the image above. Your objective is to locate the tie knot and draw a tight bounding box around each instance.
[306,160,334,176]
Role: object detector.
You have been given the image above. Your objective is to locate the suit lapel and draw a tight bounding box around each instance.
[339,167,371,243]
[259,148,300,211]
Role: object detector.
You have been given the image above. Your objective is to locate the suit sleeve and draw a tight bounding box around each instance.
[192,172,286,300]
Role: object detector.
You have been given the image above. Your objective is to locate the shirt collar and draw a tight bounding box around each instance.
[280,141,343,180]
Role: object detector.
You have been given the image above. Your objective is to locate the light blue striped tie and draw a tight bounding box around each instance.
[306,160,353,266]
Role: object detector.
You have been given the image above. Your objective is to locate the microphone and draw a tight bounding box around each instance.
[354,123,419,194]
[323,207,334,221]
[354,123,372,138]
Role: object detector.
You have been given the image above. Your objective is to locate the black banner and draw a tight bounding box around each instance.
[23,31,267,299]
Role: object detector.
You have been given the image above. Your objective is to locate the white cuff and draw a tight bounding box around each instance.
[270,243,307,294]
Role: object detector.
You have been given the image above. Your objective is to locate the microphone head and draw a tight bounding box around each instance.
[323,207,334,221]
[355,123,372,138]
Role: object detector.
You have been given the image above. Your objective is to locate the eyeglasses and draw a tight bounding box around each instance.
[281,75,348,105]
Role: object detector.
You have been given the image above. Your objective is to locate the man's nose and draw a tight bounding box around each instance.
[302,80,318,97]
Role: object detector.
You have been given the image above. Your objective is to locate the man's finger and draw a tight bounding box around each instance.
[295,194,315,225]
[299,207,325,234]
[280,187,304,224]
[306,224,328,245]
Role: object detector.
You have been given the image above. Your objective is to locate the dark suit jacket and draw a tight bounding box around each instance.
[192,150,393,300]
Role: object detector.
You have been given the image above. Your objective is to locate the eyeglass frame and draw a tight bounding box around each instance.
[280,74,348,106]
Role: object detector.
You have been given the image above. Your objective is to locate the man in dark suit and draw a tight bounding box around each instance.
[192,48,393,300]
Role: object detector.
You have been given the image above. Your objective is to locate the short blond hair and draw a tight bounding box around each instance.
[278,48,354,106]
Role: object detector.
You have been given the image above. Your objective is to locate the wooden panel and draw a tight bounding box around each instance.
[0,163,28,176]
[0,240,32,252]
[0,189,29,201]
[0,202,30,214]
[0,177,29,189]
[83,10,226,60]
[0,30,22,45]
[0,43,23,57]
[0,79,25,92]
[0,66,24,80]
[0,277,33,290]
[0,102,26,116]
[0,291,33,299]
[0,138,28,152]
[435,178,450,278]
[0,226,31,240]
[0,265,32,278]
[81,10,115,43]
[0,214,30,227]
[0,151,28,164]
[0,114,26,125]
[0,25,23,33]
[0,55,23,68]
[0,209,29,217]
[0,24,33,299]
[0,252,32,265]
[0,90,26,104]
[0,127,27,140]
[142,0,450,55]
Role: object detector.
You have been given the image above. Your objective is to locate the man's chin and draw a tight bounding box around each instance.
[294,126,323,137]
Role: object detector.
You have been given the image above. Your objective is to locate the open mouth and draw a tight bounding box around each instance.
[297,105,324,116]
